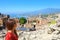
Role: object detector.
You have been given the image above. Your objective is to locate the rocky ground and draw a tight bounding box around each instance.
[0,24,60,40]
[18,24,60,40]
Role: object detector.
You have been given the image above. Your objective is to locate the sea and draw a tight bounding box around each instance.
[9,14,28,18]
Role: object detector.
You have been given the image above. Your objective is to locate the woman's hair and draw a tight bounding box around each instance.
[5,19,18,37]
[14,30,18,37]
[5,19,16,30]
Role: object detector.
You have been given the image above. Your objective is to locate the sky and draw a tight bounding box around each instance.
[0,0,60,13]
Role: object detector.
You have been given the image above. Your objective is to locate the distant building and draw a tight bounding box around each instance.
[0,18,3,26]
[24,16,49,30]
[0,13,10,29]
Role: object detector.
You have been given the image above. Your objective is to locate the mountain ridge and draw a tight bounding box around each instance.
[2,8,60,18]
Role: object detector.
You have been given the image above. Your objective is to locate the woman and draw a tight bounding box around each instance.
[5,19,18,40]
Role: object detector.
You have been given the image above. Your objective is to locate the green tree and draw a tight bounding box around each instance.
[19,17,27,25]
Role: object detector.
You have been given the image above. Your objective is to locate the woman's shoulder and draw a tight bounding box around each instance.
[6,32,13,37]
[5,32,13,40]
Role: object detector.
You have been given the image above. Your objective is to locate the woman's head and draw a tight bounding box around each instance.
[5,19,17,30]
